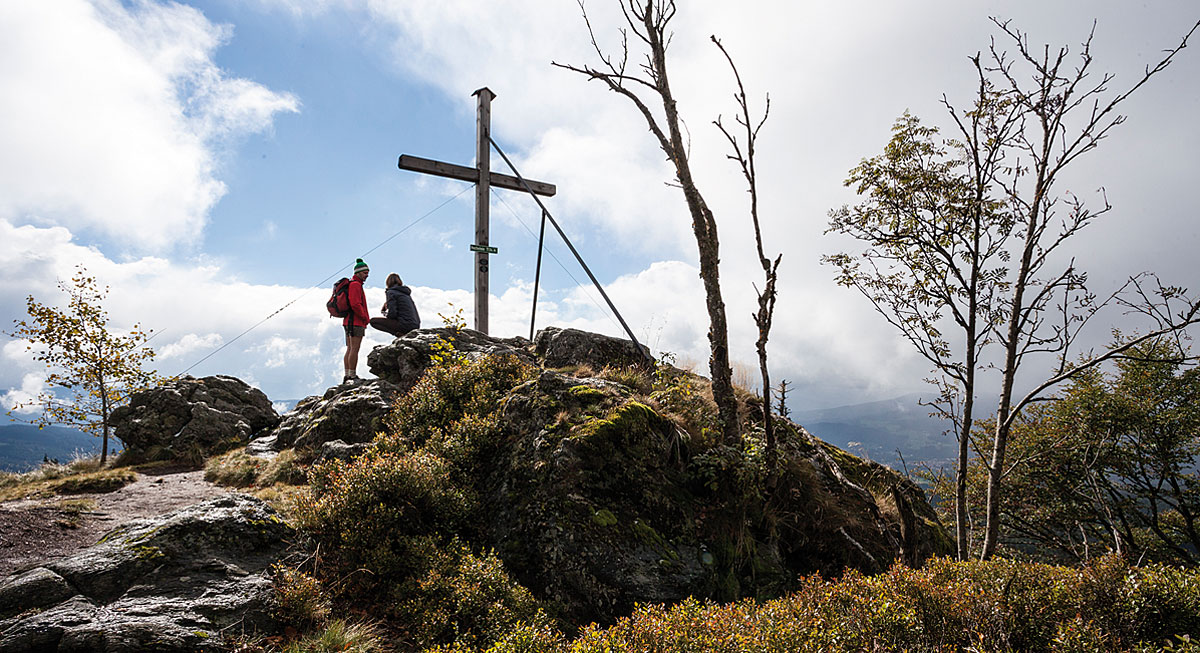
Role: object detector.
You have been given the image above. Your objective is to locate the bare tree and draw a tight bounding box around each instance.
[712,36,781,452]
[553,0,740,443]
[978,18,1200,559]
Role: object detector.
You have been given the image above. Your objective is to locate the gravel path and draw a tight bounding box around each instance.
[0,467,232,577]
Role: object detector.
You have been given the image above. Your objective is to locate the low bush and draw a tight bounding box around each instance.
[383,354,535,453]
[273,565,330,626]
[295,449,473,580]
[392,539,548,650]
[449,555,1200,652]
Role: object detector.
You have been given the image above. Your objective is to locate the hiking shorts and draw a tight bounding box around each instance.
[344,325,365,338]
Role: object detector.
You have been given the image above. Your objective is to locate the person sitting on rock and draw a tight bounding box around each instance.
[370,272,420,338]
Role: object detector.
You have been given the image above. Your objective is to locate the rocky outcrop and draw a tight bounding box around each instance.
[474,367,950,625]
[257,379,400,452]
[534,325,652,370]
[0,494,304,652]
[313,439,370,464]
[366,327,534,390]
[110,375,279,464]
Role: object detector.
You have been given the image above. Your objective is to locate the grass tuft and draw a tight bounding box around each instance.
[280,619,383,653]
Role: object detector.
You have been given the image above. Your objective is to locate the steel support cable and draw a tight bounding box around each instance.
[173,185,473,377]
[488,136,651,362]
[531,208,547,341]
[490,189,622,337]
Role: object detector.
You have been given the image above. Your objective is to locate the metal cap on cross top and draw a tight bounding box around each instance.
[397,88,555,335]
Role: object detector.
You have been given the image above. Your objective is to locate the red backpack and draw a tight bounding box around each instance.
[326,278,352,318]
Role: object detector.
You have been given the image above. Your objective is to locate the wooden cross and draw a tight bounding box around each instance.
[398,88,556,335]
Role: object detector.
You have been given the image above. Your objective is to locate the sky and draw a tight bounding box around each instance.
[2,0,1198,418]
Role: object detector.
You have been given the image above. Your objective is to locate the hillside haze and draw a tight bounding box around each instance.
[0,424,105,472]
[0,394,955,474]
[794,393,953,470]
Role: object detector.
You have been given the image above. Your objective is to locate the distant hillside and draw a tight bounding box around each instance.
[793,393,955,470]
[0,424,109,472]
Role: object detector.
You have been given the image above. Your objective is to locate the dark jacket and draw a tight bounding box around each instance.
[385,285,420,331]
[344,277,370,327]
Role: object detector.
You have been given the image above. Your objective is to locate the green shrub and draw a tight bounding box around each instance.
[481,556,1200,653]
[295,449,473,580]
[273,564,330,626]
[394,539,547,650]
[648,355,717,443]
[384,354,534,452]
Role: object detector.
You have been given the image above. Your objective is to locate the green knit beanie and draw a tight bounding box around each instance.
[354,258,369,274]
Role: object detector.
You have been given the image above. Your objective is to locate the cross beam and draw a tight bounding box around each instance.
[397,88,556,335]
[398,155,556,197]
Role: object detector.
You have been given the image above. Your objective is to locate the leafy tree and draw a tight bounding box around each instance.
[825,105,1015,560]
[978,341,1200,565]
[5,266,159,465]
[829,18,1200,560]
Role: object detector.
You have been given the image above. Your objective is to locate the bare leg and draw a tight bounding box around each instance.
[345,335,363,376]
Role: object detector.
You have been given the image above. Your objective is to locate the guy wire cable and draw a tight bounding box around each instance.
[488,136,650,361]
[490,188,625,334]
[173,185,473,378]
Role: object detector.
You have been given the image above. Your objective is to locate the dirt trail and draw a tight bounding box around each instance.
[0,467,232,577]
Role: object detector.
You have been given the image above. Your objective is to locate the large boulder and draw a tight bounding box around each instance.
[367,327,534,390]
[261,379,401,451]
[0,494,304,652]
[474,369,948,625]
[534,326,651,370]
[110,375,279,463]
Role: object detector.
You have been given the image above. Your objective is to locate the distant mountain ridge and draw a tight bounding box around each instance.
[793,393,955,470]
[0,424,106,473]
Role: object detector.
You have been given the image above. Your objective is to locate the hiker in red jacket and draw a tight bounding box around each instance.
[342,258,371,383]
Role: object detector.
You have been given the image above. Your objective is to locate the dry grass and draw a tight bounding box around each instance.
[596,364,653,395]
[252,483,311,520]
[207,448,309,489]
[731,360,760,394]
[205,448,264,487]
[0,453,127,501]
[48,468,138,495]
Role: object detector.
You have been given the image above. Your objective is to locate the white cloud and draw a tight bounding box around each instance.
[4,0,1197,418]
[158,333,224,360]
[1,374,47,415]
[0,219,334,401]
[0,0,298,253]
[251,336,317,369]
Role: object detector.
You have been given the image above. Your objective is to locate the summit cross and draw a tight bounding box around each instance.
[397,87,556,335]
